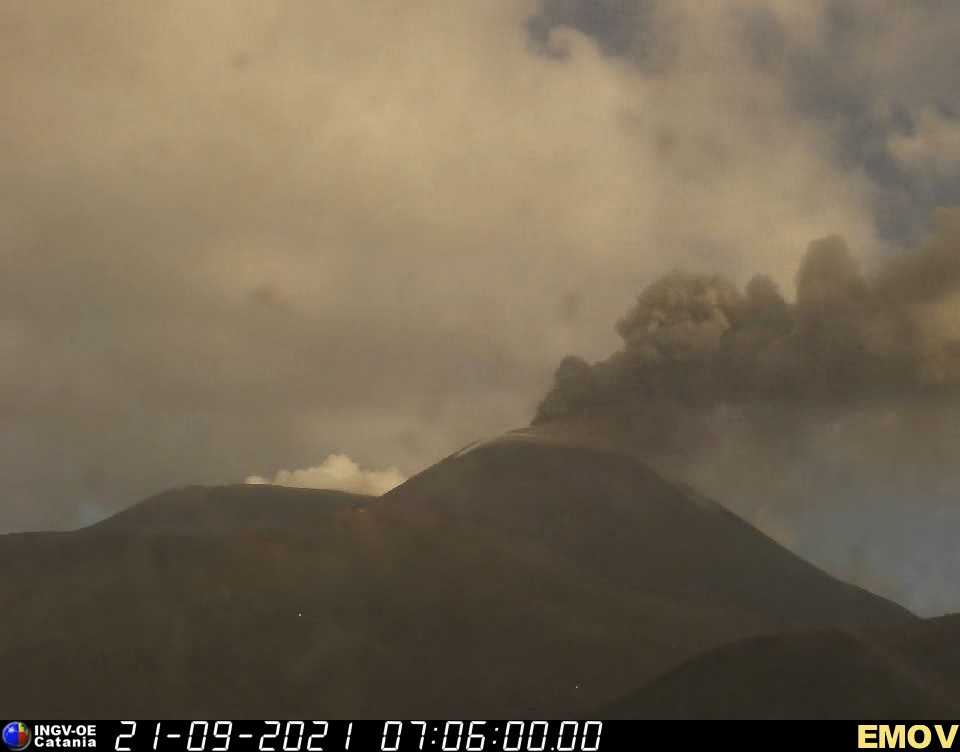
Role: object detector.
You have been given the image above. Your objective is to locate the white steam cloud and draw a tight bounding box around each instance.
[246,454,406,496]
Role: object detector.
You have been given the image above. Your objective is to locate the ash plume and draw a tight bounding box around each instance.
[536,208,960,430]
[534,209,960,616]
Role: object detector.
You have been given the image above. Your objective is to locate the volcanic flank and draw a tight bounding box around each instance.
[601,615,960,719]
[0,430,913,718]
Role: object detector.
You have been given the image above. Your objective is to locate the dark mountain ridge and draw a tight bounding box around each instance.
[0,430,915,717]
[601,615,960,718]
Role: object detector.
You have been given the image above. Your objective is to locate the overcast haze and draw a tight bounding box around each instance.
[3,0,960,565]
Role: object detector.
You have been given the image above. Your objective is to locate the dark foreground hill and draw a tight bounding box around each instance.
[602,615,960,718]
[0,431,913,717]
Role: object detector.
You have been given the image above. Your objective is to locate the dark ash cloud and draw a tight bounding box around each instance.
[536,210,960,429]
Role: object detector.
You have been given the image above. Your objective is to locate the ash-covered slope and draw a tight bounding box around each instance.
[383,431,911,630]
[98,483,371,534]
[0,432,911,718]
[601,614,960,719]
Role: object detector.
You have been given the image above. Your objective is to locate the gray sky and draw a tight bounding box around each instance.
[2,0,959,532]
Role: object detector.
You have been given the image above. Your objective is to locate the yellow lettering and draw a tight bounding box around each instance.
[881,725,905,748]
[935,726,958,748]
[908,726,931,750]
[860,725,879,749]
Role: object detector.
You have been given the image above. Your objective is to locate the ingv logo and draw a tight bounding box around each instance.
[2,723,32,752]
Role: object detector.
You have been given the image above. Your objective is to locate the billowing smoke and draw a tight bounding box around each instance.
[535,209,960,616]
[536,208,960,430]
[246,454,406,496]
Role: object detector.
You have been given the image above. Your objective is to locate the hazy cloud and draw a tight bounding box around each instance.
[889,109,960,182]
[1,0,959,533]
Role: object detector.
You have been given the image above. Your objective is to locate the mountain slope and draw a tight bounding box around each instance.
[0,432,912,717]
[382,431,912,629]
[601,615,960,719]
